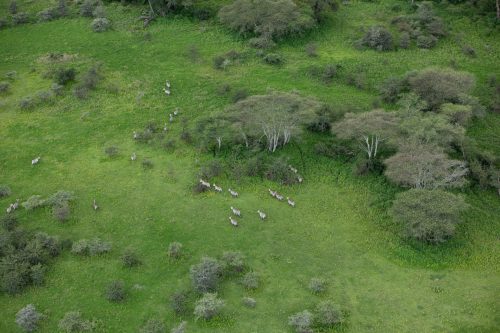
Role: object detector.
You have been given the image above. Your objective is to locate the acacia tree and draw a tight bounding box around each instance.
[390,189,469,244]
[226,92,321,152]
[331,110,400,160]
[384,144,468,189]
[196,116,233,154]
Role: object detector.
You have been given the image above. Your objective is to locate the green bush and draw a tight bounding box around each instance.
[390,189,469,244]
[140,319,165,333]
[190,257,221,293]
[1,214,18,231]
[314,300,343,327]
[288,310,313,333]
[308,277,326,294]
[170,290,190,315]
[263,53,284,65]
[12,12,29,25]
[46,190,75,207]
[242,296,256,308]
[58,311,93,332]
[105,280,126,302]
[91,17,110,32]
[242,272,259,290]
[167,242,183,259]
[22,195,46,211]
[416,34,437,49]
[0,81,10,93]
[170,321,187,333]
[361,26,393,51]
[121,247,141,268]
[16,304,44,332]
[0,184,11,197]
[193,293,225,320]
[54,68,76,86]
[221,251,245,275]
[104,145,119,157]
[52,202,70,222]
[80,0,98,17]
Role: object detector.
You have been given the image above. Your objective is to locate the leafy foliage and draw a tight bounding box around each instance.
[193,292,225,320]
[190,257,221,293]
[15,304,44,332]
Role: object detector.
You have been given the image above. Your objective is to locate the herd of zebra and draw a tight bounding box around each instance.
[198,174,298,228]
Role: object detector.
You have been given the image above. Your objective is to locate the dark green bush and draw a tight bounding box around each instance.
[12,12,29,25]
[193,293,225,320]
[170,290,190,315]
[308,277,326,294]
[314,300,343,327]
[16,304,44,333]
[58,311,93,332]
[361,26,393,51]
[190,257,221,293]
[52,203,70,223]
[91,17,110,32]
[0,185,11,197]
[263,53,284,65]
[140,319,165,333]
[221,251,245,275]
[121,248,141,268]
[105,280,126,302]
[241,272,259,290]
[54,68,76,86]
[288,310,313,333]
[416,34,437,49]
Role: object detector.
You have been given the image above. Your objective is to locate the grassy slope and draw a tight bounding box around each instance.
[0,1,499,332]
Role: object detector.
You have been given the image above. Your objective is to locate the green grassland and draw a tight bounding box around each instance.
[0,1,499,332]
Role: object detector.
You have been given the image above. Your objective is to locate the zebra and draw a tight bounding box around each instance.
[31,156,41,165]
[213,184,223,192]
[6,199,19,214]
[163,123,168,132]
[92,199,99,211]
[230,206,241,217]
[289,165,298,173]
[257,210,266,220]
[229,216,238,227]
[166,80,171,89]
[268,188,277,197]
[228,188,239,198]
[173,108,179,116]
[287,197,296,207]
[199,179,211,188]
[169,113,174,122]
[297,175,303,183]
[275,193,284,201]
[131,152,137,161]
[133,131,139,139]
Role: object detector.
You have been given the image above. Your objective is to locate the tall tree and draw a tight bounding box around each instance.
[331,110,400,160]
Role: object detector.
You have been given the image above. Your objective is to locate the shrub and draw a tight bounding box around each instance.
[221,251,245,275]
[55,0,68,17]
[263,53,284,65]
[81,65,102,90]
[265,158,297,185]
[190,257,221,293]
[379,76,408,103]
[142,159,154,169]
[0,18,7,29]
[408,67,475,110]
[140,319,165,333]
[9,1,18,15]
[36,90,53,104]
[193,293,225,320]
[241,272,259,290]
[121,247,141,268]
[0,184,11,197]
[170,290,190,315]
[80,0,97,17]
[46,190,75,207]
[1,214,18,231]
[12,12,29,25]
[361,26,393,51]
[399,32,410,49]
[22,195,45,210]
[218,0,315,41]
[30,264,45,286]
[15,304,43,332]
[167,242,183,259]
[288,310,313,333]
[71,238,111,256]
[92,5,106,18]
[305,43,318,57]
[242,297,256,308]
[0,81,10,93]
[462,44,476,58]
[231,89,248,103]
[213,55,229,70]
[105,280,126,302]
[71,239,90,255]
[170,321,187,333]
[19,96,35,110]
[248,37,276,49]
[104,146,119,157]
[308,277,326,294]
[199,160,223,179]
[58,311,93,332]
[390,189,469,244]
[440,103,473,126]
[53,202,70,222]
[314,301,343,327]
[346,72,366,90]
[91,17,110,32]
[73,85,89,99]
[416,34,437,49]
[4,71,17,80]
[38,8,57,22]
[54,68,76,86]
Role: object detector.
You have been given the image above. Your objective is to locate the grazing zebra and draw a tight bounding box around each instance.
[213,184,223,192]
[92,199,99,211]
[287,197,296,207]
[6,199,19,214]
[229,216,238,227]
[163,123,168,132]
[169,113,174,122]
[297,176,303,183]
[166,80,171,89]
[275,193,284,201]
[133,131,139,139]
[131,152,137,161]
[173,108,179,116]
[257,210,266,220]
[228,188,239,198]
[199,179,211,188]
[31,156,41,165]
[164,88,171,96]
[289,165,298,173]
[268,188,277,197]
[230,206,241,217]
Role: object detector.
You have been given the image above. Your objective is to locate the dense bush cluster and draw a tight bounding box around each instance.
[288,300,344,332]
[58,311,94,332]
[105,280,126,302]
[71,238,111,256]
[140,319,165,333]
[190,256,221,293]
[0,184,11,197]
[360,26,393,51]
[0,223,62,294]
[15,304,44,332]
[193,292,225,320]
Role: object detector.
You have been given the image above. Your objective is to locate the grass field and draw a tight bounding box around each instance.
[0,1,499,332]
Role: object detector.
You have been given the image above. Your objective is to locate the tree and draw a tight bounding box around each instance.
[309,0,338,22]
[390,189,469,244]
[384,144,468,189]
[196,116,233,154]
[193,293,225,320]
[288,310,313,333]
[226,92,321,152]
[15,304,43,332]
[331,110,400,160]
[314,300,343,327]
[408,68,475,110]
[218,0,315,41]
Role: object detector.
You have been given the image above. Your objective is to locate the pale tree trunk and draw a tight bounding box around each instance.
[216,137,222,150]
[497,0,500,20]
[362,135,380,160]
